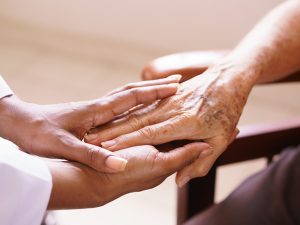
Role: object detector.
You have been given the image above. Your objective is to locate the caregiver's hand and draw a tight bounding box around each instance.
[0,75,181,173]
[85,60,254,185]
[48,142,210,209]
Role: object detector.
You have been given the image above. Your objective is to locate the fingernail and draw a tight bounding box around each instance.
[101,140,116,148]
[169,74,182,81]
[178,176,190,188]
[85,133,98,142]
[105,156,128,171]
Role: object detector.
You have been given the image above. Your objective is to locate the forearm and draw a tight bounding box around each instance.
[195,0,300,114]
[226,0,300,84]
[46,160,114,210]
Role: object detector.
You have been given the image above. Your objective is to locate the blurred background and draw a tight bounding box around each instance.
[1,0,299,224]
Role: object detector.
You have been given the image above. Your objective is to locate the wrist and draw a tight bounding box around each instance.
[223,43,276,84]
[197,55,262,95]
[188,56,258,117]
[47,160,119,209]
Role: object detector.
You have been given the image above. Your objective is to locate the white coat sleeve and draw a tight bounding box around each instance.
[0,75,13,99]
[0,138,52,225]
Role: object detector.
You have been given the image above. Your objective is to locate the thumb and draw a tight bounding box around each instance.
[157,142,210,176]
[62,138,128,173]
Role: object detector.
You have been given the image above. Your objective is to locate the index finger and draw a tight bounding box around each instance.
[92,83,179,126]
[106,74,182,96]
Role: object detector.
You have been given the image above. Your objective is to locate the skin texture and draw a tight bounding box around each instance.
[86,0,300,186]
[86,63,248,185]
[0,75,181,173]
[2,0,299,212]
[47,142,210,209]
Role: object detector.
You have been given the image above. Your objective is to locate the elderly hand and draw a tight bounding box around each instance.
[142,50,228,82]
[85,60,254,186]
[47,142,210,209]
[0,75,181,173]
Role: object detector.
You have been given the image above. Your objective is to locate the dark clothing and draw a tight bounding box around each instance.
[185,147,300,225]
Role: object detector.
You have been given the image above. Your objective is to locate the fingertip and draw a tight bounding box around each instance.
[177,176,191,188]
[176,169,191,188]
[105,155,128,172]
[156,83,179,99]
[168,74,182,82]
[101,141,125,151]
[101,139,116,149]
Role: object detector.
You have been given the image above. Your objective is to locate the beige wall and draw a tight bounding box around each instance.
[0,1,298,225]
[0,0,284,52]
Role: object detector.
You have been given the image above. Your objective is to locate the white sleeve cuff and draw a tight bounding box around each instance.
[0,75,13,99]
[0,138,52,225]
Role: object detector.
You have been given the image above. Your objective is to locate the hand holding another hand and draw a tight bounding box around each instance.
[0,75,181,173]
[86,60,252,186]
[48,142,210,209]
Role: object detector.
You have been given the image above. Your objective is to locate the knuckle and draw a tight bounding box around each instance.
[148,150,162,171]
[181,111,197,121]
[99,99,118,117]
[155,153,173,173]
[56,133,78,150]
[171,112,195,128]
[164,122,176,133]
[86,146,102,165]
[98,99,110,110]
[127,116,143,130]
[126,88,141,104]
[88,99,106,115]
[182,153,196,166]
[129,88,139,98]
[138,126,156,141]
[127,115,150,131]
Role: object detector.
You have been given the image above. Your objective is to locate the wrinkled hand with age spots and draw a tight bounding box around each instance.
[85,62,251,186]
